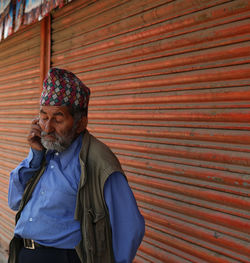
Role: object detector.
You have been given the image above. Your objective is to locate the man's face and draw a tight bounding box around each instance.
[39,106,77,152]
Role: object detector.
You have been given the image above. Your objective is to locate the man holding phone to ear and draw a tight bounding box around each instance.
[8,68,145,263]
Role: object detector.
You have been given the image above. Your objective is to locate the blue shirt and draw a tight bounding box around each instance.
[8,134,145,263]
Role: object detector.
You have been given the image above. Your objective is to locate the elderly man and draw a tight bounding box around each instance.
[8,68,145,263]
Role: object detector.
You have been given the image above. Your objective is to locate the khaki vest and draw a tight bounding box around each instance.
[8,130,124,263]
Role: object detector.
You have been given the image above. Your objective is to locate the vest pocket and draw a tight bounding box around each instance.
[86,208,107,257]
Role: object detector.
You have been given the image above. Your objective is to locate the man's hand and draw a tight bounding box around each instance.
[27,118,44,151]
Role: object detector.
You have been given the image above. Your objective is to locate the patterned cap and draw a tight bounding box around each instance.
[40,68,90,111]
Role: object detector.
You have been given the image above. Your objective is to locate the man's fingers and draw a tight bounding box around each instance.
[30,118,42,134]
[31,125,42,134]
[27,117,44,151]
[31,117,39,124]
[29,129,41,139]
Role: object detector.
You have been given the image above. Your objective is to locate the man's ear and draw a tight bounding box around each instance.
[76,116,88,134]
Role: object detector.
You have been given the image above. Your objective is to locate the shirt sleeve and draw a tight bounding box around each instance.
[104,172,145,263]
[8,148,45,211]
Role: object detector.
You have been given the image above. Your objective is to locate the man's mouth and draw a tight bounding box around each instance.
[42,133,57,141]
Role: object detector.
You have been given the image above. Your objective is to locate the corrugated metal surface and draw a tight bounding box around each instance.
[0,22,41,254]
[51,0,250,262]
[0,0,248,262]
[53,0,249,262]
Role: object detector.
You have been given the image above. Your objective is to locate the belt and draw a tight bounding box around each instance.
[23,239,47,250]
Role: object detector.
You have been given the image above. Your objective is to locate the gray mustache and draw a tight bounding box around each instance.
[41,131,57,137]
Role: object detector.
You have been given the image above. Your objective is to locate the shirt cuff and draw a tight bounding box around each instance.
[30,148,45,168]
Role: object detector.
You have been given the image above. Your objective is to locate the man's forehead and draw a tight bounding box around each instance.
[40,105,71,115]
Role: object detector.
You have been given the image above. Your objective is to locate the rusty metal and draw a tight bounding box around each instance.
[0,0,249,262]
[0,22,41,254]
[51,0,250,262]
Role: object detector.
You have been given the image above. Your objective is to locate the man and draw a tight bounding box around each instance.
[8,68,145,263]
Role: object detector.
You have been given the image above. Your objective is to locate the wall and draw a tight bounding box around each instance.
[0,0,249,262]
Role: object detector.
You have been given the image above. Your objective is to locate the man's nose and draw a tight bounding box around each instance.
[44,119,55,133]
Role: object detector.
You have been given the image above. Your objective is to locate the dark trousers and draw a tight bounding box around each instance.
[18,246,81,263]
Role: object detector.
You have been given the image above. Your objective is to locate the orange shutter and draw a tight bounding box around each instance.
[0,22,41,253]
[51,0,250,262]
[0,0,249,262]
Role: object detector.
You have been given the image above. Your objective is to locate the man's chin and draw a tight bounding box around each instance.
[41,137,71,153]
[42,138,59,151]
[41,131,76,152]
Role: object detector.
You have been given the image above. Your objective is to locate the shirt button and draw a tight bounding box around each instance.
[41,191,45,195]
[55,152,59,156]
[51,165,54,169]
[29,218,33,222]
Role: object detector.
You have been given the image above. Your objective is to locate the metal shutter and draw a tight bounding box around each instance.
[0,22,41,254]
[51,0,250,262]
